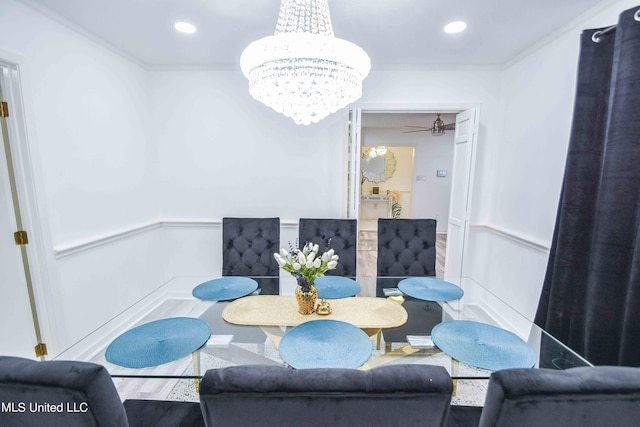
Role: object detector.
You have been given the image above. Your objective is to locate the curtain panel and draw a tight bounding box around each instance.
[535,6,640,366]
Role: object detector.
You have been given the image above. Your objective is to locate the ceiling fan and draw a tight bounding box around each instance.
[402,113,455,136]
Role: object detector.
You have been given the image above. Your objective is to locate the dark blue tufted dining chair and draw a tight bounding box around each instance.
[203,217,282,349]
[298,218,357,277]
[377,218,441,347]
[222,217,280,295]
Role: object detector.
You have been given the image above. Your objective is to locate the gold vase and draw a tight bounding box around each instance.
[295,284,318,315]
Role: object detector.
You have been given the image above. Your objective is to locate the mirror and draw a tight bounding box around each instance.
[361,146,397,183]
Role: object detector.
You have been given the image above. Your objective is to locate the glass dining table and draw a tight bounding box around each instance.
[53,275,592,405]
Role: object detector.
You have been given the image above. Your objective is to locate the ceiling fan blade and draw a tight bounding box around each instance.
[443,123,456,130]
[402,129,430,134]
[404,125,431,129]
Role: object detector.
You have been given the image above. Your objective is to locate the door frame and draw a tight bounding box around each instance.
[346,102,481,279]
[0,52,59,357]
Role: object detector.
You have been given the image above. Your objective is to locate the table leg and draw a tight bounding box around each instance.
[387,295,405,305]
[261,326,285,349]
[361,328,383,351]
[451,357,460,396]
[192,350,201,392]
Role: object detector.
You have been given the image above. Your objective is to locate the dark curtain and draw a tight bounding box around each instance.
[535,6,640,367]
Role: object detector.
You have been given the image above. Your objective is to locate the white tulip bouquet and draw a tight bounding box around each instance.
[273,241,339,292]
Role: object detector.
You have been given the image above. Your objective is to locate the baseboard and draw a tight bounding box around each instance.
[52,282,171,362]
[443,299,529,340]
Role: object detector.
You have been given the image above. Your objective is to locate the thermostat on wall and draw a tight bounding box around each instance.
[437,170,447,177]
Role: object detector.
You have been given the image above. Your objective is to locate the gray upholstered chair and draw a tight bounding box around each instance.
[199,364,453,427]
[377,218,440,347]
[222,217,280,295]
[446,366,640,427]
[0,356,204,427]
[298,218,357,277]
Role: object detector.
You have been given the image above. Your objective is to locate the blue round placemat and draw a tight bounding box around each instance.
[398,277,464,301]
[192,277,258,301]
[105,317,211,368]
[314,276,361,299]
[279,320,372,369]
[431,320,536,371]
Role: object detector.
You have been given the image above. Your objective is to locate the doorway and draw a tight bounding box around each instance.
[348,107,479,285]
[355,112,457,278]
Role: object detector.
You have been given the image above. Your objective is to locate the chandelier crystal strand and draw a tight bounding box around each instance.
[240,0,370,125]
[274,0,333,35]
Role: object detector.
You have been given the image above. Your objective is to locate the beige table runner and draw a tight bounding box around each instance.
[222,296,407,329]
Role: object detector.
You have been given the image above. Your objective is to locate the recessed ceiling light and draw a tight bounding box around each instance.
[174,22,197,34]
[444,21,467,34]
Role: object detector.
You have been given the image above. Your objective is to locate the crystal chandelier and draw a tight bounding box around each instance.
[240,0,371,126]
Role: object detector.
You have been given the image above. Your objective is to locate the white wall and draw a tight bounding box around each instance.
[0,1,156,244]
[146,69,349,283]
[0,0,162,354]
[149,70,346,223]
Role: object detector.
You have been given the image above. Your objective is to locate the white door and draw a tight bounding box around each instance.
[347,108,363,220]
[0,76,39,359]
[0,113,38,358]
[444,108,479,283]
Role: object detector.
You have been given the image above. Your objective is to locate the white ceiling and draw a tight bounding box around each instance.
[24,0,607,69]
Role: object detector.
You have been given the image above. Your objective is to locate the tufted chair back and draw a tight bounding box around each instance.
[222,217,280,295]
[298,218,357,277]
[377,218,440,347]
[377,218,436,294]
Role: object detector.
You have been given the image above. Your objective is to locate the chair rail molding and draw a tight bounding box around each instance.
[53,220,223,259]
[280,220,299,229]
[53,219,306,259]
[469,224,550,253]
